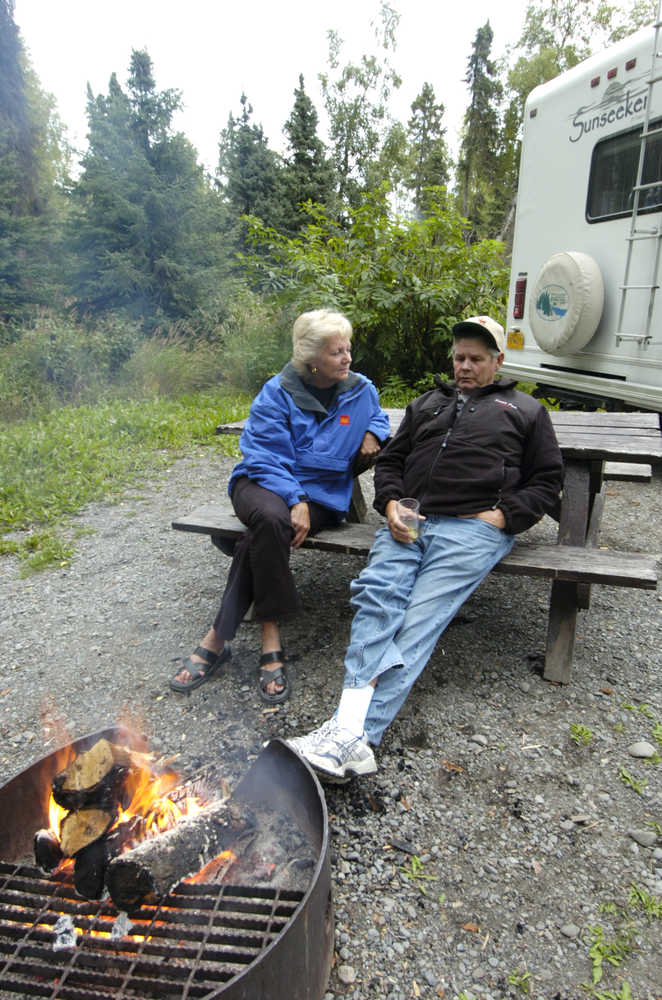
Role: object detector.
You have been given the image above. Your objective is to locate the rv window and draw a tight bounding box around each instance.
[586,118,662,222]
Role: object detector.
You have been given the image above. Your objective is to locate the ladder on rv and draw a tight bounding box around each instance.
[615,0,662,346]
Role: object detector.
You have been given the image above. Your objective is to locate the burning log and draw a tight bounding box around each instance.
[105,798,256,911]
[73,838,107,899]
[59,807,115,857]
[52,738,131,811]
[34,828,63,872]
[73,816,146,899]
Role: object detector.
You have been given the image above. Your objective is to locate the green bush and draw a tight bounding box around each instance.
[379,371,447,406]
[240,186,509,386]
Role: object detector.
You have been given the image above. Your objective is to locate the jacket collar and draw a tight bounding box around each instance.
[279,362,362,413]
[435,376,518,400]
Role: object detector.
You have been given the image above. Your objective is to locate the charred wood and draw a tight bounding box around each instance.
[34,828,63,872]
[74,838,107,899]
[52,739,130,811]
[59,807,115,857]
[105,799,255,911]
[72,816,145,899]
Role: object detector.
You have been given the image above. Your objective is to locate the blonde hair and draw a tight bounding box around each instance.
[291,310,353,375]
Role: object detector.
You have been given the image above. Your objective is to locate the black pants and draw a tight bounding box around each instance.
[213,477,338,640]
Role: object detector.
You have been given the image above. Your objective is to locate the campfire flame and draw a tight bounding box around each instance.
[49,795,68,834]
[115,760,204,845]
[46,741,215,868]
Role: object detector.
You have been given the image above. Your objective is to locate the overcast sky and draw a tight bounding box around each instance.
[14,0,532,174]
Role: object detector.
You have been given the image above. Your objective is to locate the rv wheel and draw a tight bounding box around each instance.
[528,251,604,356]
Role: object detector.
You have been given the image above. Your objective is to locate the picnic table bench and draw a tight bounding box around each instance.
[173,409,661,685]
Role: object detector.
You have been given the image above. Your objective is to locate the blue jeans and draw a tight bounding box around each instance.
[342,515,515,745]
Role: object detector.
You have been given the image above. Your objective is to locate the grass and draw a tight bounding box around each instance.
[0,389,250,573]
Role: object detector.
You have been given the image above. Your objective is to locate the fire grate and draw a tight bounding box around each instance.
[0,734,333,1000]
[0,860,303,998]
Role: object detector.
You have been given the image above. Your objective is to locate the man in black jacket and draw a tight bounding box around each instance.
[288,317,564,779]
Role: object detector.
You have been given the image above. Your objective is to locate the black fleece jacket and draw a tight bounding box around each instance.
[373,378,564,535]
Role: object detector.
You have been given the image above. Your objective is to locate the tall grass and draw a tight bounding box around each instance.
[0,311,143,422]
[0,391,249,574]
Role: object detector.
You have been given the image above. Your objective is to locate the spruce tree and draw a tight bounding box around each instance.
[217,94,284,249]
[70,50,226,329]
[456,22,505,242]
[0,0,68,324]
[281,74,336,233]
[405,82,450,216]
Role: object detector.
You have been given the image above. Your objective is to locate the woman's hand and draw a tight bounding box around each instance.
[290,501,311,548]
[359,430,381,458]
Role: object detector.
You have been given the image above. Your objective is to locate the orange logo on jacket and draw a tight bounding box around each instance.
[339,414,350,425]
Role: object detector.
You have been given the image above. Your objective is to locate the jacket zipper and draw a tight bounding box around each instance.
[424,395,462,492]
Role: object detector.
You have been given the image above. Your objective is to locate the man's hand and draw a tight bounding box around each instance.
[290,501,311,548]
[385,499,425,543]
[359,430,381,458]
[472,509,507,530]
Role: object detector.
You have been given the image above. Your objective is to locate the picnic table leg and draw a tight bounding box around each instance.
[347,477,368,523]
[544,581,579,684]
[543,461,592,684]
[577,484,607,610]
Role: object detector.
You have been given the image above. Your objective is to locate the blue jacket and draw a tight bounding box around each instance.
[228,363,390,516]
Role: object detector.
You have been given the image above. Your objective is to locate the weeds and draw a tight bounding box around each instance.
[627,883,662,920]
[583,923,637,986]
[582,984,634,1000]
[508,968,531,994]
[398,854,438,895]
[579,884,662,996]
[16,530,75,576]
[618,766,648,795]
[570,723,594,745]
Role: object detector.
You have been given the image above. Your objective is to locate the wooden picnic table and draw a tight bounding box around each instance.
[183,407,662,684]
[527,410,662,682]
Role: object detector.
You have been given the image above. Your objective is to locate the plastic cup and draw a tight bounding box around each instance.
[398,498,421,540]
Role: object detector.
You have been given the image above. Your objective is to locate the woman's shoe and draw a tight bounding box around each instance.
[257,650,290,704]
[170,645,231,693]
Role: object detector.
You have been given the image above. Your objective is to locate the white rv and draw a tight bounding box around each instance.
[504,16,662,413]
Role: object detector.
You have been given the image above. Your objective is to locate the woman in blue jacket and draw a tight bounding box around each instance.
[170,310,390,703]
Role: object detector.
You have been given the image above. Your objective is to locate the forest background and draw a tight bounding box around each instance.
[0,0,657,571]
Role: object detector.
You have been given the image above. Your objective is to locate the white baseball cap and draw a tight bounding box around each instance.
[452,316,505,354]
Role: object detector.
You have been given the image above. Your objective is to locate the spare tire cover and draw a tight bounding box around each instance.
[529,251,604,356]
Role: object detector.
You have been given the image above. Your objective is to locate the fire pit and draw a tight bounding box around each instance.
[0,728,333,999]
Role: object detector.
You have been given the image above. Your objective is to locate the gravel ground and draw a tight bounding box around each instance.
[1,445,662,1000]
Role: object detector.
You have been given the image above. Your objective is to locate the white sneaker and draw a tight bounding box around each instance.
[286,718,337,755]
[299,721,377,780]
